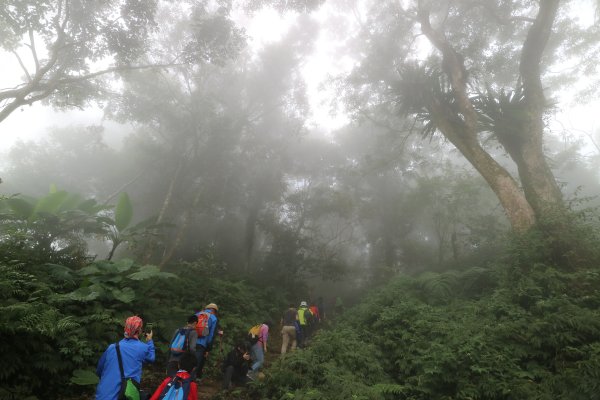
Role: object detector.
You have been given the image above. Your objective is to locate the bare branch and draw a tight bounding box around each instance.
[54,63,186,86]
[0,87,55,124]
[103,169,147,205]
[28,29,40,72]
[11,50,32,82]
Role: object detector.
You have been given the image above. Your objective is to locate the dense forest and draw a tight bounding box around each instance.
[2,0,600,399]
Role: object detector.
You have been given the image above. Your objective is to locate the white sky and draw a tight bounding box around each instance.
[0,1,598,152]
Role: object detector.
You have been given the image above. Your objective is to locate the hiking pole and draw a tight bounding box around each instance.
[218,330,224,357]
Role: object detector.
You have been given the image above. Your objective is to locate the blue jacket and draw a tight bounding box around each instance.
[95,338,155,400]
[195,309,218,350]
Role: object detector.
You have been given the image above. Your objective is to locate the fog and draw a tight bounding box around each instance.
[1,0,600,285]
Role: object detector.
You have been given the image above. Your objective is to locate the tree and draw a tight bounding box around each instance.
[0,0,244,125]
[0,0,166,124]
[343,0,600,232]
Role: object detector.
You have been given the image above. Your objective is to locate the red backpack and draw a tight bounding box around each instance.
[195,311,210,337]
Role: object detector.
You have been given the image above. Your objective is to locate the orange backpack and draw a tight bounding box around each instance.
[195,311,210,337]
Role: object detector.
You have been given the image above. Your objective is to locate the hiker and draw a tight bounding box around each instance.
[280,304,298,354]
[150,352,198,400]
[309,301,321,324]
[317,296,325,321]
[194,303,219,380]
[297,301,314,347]
[221,342,251,390]
[96,316,155,400]
[248,321,270,379]
[166,315,198,377]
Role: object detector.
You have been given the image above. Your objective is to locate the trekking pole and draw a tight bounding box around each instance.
[218,330,224,357]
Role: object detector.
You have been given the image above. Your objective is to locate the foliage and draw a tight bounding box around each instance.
[0,251,285,399]
[0,257,172,399]
[0,189,160,263]
[0,188,289,399]
[0,190,108,266]
[0,0,247,124]
[256,223,600,399]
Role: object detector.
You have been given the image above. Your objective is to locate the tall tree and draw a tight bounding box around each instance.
[342,0,600,232]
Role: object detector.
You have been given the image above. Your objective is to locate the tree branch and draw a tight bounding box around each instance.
[519,0,560,109]
[55,63,186,86]
[28,28,40,72]
[11,50,32,82]
[417,1,478,134]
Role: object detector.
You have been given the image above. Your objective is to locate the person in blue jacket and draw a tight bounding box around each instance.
[96,316,155,400]
[194,303,219,380]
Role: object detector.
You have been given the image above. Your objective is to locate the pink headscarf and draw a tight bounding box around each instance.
[124,316,143,339]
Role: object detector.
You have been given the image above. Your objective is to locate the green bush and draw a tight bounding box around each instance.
[257,260,600,399]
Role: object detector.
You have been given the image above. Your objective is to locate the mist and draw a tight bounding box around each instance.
[2,1,600,399]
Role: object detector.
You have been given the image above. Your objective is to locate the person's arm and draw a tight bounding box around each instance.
[149,377,169,400]
[206,317,218,352]
[96,346,108,377]
[240,351,250,376]
[144,331,155,363]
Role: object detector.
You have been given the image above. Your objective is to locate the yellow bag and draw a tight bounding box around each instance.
[248,324,262,343]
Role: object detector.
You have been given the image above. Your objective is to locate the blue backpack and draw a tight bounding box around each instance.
[170,328,192,355]
[158,376,192,400]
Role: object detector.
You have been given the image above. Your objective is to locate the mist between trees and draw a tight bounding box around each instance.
[2,1,600,399]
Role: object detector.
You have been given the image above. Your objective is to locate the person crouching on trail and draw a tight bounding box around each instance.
[194,303,219,380]
[150,352,198,400]
[221,342,251,389]
[280,304,298,354]
[166,315,198,377]
[95,316,155,400]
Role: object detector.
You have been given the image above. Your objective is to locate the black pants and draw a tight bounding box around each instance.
[222,365,249,389]
[193,345,208,380]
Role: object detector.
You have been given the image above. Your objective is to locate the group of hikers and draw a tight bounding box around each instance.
[95,299,325,400]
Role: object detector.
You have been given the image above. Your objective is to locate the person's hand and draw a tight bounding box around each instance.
[145,330,153,341]
[243,352,250,360]
[205,352,209,358]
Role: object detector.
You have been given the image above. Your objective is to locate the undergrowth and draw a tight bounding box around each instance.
[253,220,600,400]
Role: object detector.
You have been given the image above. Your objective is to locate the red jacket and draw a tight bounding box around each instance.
[150,370,198,400]
[309,305,320,321]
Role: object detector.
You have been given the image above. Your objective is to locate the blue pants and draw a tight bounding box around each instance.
[250,342,264,371]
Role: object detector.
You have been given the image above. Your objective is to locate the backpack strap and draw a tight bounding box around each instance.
[184,327,191,352]
[115,342,126,399]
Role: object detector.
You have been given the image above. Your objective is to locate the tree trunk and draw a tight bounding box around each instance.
[515,0,564,218]
[159,183,202,268]
[416,0,565,232]
[142,157,186,264]
[243,201,260,273]
[427,100,536,232]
